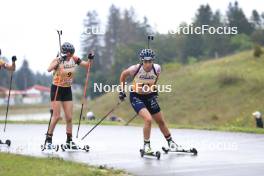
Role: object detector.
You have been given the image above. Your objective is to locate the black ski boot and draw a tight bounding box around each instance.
[66,133,78,150]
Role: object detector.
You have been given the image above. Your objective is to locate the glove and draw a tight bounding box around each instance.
[61,53,67,61]
[58,53,67,63]
[119,91,126,101]
[12,56,17,62]
[88,51,95,60]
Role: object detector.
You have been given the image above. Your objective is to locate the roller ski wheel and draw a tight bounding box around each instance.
[139,149,161,160]
[41,143,59,152]
[83,145,90,152]
[190,148,198,155]
[61,144,66,152]
[140,149,144,157]
[61,143,78,152]
[156,151,161,160]
[162,146,198,155]
[5,140,11,147]
[40,144,45,151]
[61,143,89,152]
[0,139,11,147]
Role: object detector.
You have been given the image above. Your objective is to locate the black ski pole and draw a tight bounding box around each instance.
[76,52,94,138]
[57,30,63,55]
[125,114,138,126]
[43,30,62,147]
[147,35,154,49]
[4,56,17,132]
[81,101,122,140]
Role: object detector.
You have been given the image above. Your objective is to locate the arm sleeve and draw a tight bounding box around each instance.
[154,64,161,75]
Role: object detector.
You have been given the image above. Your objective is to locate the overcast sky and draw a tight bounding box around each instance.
[0,0,262,74]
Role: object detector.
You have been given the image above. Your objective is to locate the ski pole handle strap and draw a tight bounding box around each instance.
[88,50,95,60]
[12,56,17,62]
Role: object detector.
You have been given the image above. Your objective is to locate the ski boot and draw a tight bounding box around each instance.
[140,140,160,160]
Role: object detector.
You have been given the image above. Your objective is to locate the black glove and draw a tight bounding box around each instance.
[88,51,95,60]
[61,53,67,61]
[119,91,126,101]
[58,53,67,63]
[12,56,17,62]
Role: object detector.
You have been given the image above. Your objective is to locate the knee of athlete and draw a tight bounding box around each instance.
[65,117,72,124]
[53,113,61,120]
[145,117,152,125]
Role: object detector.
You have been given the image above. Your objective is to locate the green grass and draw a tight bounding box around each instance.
[0,153,129,176]
[0,104,49,115]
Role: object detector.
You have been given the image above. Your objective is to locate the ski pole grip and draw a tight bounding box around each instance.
[88,53,94,60]
[12,56,17,62]
[87,50,95,60]
[57,30,62,35]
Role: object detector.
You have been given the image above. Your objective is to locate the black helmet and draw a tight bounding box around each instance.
[61,42,75,55]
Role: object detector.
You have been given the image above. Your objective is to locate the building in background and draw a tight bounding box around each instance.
[0,86,23,105]
[22,85,50,104]
[0,86,7,105]
[0,85,50,106]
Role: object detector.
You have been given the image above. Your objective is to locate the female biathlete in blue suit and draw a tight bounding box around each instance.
[119,49,180,154]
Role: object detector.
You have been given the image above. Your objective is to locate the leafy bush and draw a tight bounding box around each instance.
[253,44,262,58]
[218,72,244,86]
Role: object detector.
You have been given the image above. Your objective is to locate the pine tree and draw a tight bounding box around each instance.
[227,1,254,35]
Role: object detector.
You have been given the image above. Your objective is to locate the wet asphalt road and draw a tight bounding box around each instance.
[0,124,264,176]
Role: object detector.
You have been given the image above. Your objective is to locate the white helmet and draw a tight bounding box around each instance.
[252,111,262,119]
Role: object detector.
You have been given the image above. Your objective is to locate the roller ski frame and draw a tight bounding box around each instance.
[162,146,198,155]
[140,149,161,160]
[41,143,59,152]
[61,142,89,152]
[0,139,11,147]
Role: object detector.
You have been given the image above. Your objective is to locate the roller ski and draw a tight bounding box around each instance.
[41,134,59,152]
[140,141,161,160]
[41,142,59,152]
[61,141,89,152]
[0,139,11,147]
[162,140,198,155]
